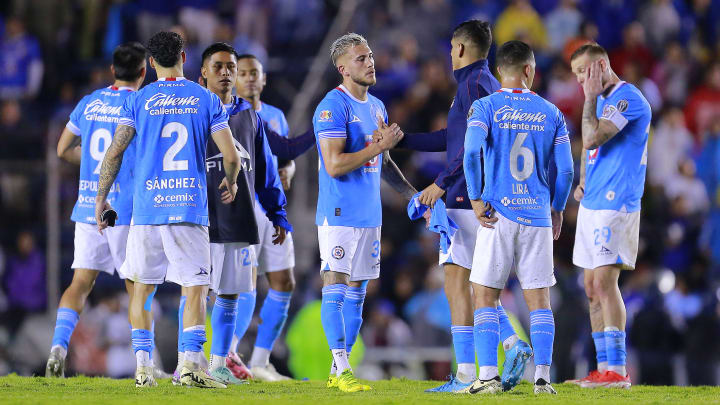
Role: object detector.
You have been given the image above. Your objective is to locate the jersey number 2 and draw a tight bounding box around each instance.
[162,122,189,171]
[510,132,534,182]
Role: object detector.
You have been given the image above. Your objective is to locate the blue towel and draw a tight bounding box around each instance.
[407,192,458,254]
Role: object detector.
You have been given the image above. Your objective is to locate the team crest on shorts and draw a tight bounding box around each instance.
[319,110,332,122]
[332,246,345,259]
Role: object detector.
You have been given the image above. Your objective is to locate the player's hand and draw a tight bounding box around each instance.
[219,177,238,204]
[279,161,296,191]
[418,183,445,208]
[95,199,113,235]
[422,209,432,228]
[471,199,497,229]
[551,209,564,240]
[574,184,585,202]
[582,60,604,99]
[372,129,383,143]
[272,225,287,245]
[375,117,403,151]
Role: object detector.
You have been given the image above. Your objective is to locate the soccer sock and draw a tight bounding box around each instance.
[321,284,348,374]
[451,325,476,381]
[250,289,292,367]
[604,326,627,376]
[530,309,555,382]
[592,331,608,372]
[231,290,257,352]
[132,328,153,368]
[176,296,186,370]
[474,307,499,380]
[149,321,155,361]
[183,325,207,368]
[51,308,79,358]
[209,297,238,371]
[342,283,367,355]
[497,305,519,350]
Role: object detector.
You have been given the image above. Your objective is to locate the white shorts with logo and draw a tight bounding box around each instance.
[573,204,640,270]
[123,223,210,287]
[208,242,255,295]
[253,200,295,274]
[470,211,555,290]
[71,222,130,278]
[439,208,479,270]
[318,225,381,282]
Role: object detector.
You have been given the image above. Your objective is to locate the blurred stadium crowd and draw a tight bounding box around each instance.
[0,0,719,385]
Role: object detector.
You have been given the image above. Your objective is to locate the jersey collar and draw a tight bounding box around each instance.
[109,85,134,91]
[336,84,368,103]
[157,77,186,81]
[601,80,626,99]
[497,88,535,94]
[453,59,489,82]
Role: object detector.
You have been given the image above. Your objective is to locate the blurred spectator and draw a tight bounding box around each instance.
[546,59,584,124]
[178,0,220,47]
[648,107,693,187]
[544,0,582,53]
[0,16,43,100]
[2,231,46,333]
[652,42,691,106]
[609,22,655,78]
[0,100,43,159]
[135,0,175,44]
[684,63,720,140]
[494,0,548,49]
[235,0,270,49]
[664,159,710,216]
[622,60,662,113]
[639,0,680,54]
[562,19,597,63]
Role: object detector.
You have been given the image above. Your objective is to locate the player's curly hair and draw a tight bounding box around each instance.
[147,31,184,68]
[330,33,368,67]
[112,42,147,81]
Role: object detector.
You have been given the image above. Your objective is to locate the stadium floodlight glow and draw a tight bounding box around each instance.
[657,269,675,294]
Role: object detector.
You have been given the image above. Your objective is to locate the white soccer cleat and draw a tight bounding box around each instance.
[250,363,292,382]
[45,350,65,378]
[180,366,227,388]
[135,366,158,387]
[534,379,557,394]
[468,376,502,395]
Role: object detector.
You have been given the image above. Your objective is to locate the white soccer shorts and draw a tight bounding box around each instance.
[71,222,129,278]
[439,208,479,270]
[573,204,640,270]
[209,242,255,295]
[470,211,555,290]
[123,223,210,286]
[318,224,381,282]
[253,200,295,274]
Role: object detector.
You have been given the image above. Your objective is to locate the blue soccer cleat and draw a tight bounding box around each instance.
[425,374,474,393]
[501,340,533,391]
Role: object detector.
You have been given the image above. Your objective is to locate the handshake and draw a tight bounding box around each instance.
[371,117,404,151]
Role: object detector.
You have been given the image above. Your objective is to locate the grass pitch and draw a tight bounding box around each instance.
[1,374,719,405]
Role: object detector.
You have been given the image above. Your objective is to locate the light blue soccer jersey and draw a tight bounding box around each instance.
[118,77,229,226]
[68,86,136,225]
[464,88,574,227]
[582,81,651,212]
[313,85,388,227]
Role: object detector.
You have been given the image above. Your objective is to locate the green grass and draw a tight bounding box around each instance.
[1,375,719,405]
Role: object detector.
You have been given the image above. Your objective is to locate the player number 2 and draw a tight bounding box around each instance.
[162,122,189,171]
[241,248,251,266]
[593,227,611,245]
[509,132,534,182]
[90,128,112,174]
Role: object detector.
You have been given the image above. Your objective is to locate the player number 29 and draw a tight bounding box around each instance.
[162,122,189,171]
[509,132,534,182]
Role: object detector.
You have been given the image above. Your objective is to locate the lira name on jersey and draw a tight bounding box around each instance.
[118,77,229,226]
[68,86,135,225]
[466,88,572,227]
[313,85,387,228]
[583,81,651,212]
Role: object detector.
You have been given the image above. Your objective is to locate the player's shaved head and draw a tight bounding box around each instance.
[147,31,184,68]
[330,33,368,67]
[452,20,492,58]
[570,42,608,63]
[496,40,535,72]
[112,42,147,81]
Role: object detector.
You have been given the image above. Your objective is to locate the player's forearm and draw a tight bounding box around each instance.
[396,129,447,152]
[552,142,574,211]
[222,157,240,185]
[97,153,123,201]
[381,153,417,201]
[267,128,315,160]
[581,97,602,149]
[325,143,382,178]
[59,145,82,165]
[463,128,485,200]
[579,148,587,187]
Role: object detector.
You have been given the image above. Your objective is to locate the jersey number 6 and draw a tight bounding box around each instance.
[510,132,534,182]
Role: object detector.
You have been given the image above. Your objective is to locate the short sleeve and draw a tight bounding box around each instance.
[209,92,230,134]
[66,96,86,136]
[313,97,348,139]
[118,92,137,128]
[554,107,570,146]
[599,87,645,132]
[466,98,491,141]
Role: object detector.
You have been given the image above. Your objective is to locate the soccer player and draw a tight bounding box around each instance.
[313,33,417,393]
[383,20,530,392]
[95,31,241,388]
[229,53,315,381]
[463,40,574,395]
[46,42,148,378]
[568,43,650,389]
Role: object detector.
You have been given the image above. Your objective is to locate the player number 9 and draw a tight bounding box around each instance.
[90,128,113,175]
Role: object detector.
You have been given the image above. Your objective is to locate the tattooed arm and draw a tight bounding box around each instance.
[381,152,417,201]
[95,124,136,230]
[581,96,620,150]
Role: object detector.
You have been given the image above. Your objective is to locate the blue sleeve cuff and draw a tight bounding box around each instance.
[267,213,293,233]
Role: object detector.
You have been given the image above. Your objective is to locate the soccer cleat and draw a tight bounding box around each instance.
[210,366,248,385]
[327,373,339,388]
[135,366,158,387]
[589,370,631,389]
[501,340,533,391]
[45,351,65,378]
[337,369,371,392]
[172,370,181,386]
[425,374,473,393]
[250,363,292,382]
[180,366,227,388]
[468,376,502,395]
[227,353,254,380]
[534,378,557,394]
[565,370,602,386]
